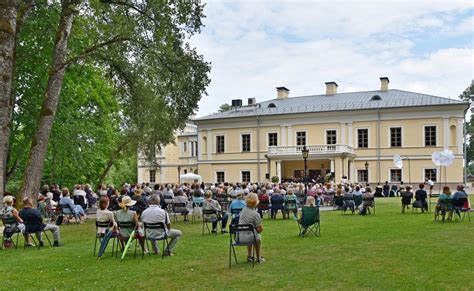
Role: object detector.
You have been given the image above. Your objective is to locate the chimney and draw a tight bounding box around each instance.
[276,87,289,99]
[380,77,389,91]
[325,82,338,95]
[248,97,256,106]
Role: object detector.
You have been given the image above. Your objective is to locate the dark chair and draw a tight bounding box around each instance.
[23,228,53,250]
[218,194,228,211]
[171,202,188,223]
[333,195,344,210]
[230,207,244,225]
[342,196,355,214]
[58,203,77,224]
[143,222,169,259]
[353,195,363,210]
[362,196,375,215]
[73,195,87,211]
[257,198,270,219]
[202,209,221,235]
[116,221,139,259]
[452,197,471,222]
[229,224,257,269]
[93,220,118,257]
[1,218,20,249]
[401,195,412,213]
[270,196,285,219]
[284,200,298,219]
[297,206,320,237]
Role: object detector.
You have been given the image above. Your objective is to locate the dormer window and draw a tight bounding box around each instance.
[268,103,276,108]
[371,95,382,101]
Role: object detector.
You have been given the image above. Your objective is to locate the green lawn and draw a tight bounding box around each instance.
[2,198,473,290]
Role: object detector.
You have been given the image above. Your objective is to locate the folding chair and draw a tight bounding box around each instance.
[171,202,188,223]
[191,201,203,224]
[353,195,363,211]
[437,198,454,222]
[333,195,344,210]
[230,207,243,225]
[58,203,77,224]
[401,196,412,213]
[143,222,169,259]
[342,196,355,214]
[229,224,257,269]
[218,194,228,211]
[93,221,118,257]
[297,206,320,237]
[452,198,471,222]
[362,196,375,215]
[202,209,221,235]
[23,228,53,250]
[270,200,285,219]
[116,221,139,259]
[284,200,298,219]
[257,199,270,219]
[1,218,20,249]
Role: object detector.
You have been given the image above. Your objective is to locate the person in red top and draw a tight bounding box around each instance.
[257,188,270,218]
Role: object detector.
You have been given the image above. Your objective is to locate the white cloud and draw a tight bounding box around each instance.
[191,0,474,116]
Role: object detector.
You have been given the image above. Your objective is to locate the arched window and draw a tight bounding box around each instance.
[268,103,276,108]
[450,125,456,146]
[370,95,382,101]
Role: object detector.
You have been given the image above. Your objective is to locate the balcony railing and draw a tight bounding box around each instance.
[267,144,354,156]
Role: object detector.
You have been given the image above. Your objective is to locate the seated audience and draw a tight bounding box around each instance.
[141,194,182,256]
[19,197,61,247]
[436,186,454,221]
[115,196,146,252]
[400,186,413,213]
[414,183,428,212]
[96,196,117,235]
[298,196,318,234]
[270,189,285,219]
[284,188,298,219]
[2,195,23,247]
[202,190,229,234]
[238,193,264,263]
[59,188,86,223]
[452,184,469,219]
[131,189,149,217]
[257,188,270,218]
[173,190,189,222]
[229,192,246,224]
[342,186,355,213]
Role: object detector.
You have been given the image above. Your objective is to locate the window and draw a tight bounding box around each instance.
[268,133,278,147]
[425,126,436,146]
[216,171,225,183]
[424,169,437,182]
[191,142,194,157]
[184,169,188,174]
[326,130,337,145]
[149,170,156,183]
[183,142,187,152]
[357,129,368,148]
[357,170,368,182]
[296,131,306,146]
[241,171,251,183]
[195,142,198,157]
[242,134,251,152]
[390,169,402,182]
[390,127,402,147]
[216,135,225,153]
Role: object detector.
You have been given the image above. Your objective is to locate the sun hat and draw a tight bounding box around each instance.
[3,195,14,203]
[120,196,136,207]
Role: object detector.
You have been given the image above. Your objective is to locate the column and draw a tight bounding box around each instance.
[457,118,463,154]
[276,161,282,181]
[443,118,449,149]
[330,159,335,173]
[206,129,212,160]
[334,157,343,183]
[340,122,346,145]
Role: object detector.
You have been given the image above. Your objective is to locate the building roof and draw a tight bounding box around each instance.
[195,89,468,121]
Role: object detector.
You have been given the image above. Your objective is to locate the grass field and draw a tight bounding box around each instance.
[2,198,473,290]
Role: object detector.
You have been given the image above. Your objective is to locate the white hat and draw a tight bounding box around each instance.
[120,196,136,207]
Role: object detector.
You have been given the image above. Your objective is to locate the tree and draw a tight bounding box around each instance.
[0,1,210,199]
[459,80,474,168]
[218,103,232,112]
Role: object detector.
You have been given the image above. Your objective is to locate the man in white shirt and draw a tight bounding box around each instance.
[141,195,182,256]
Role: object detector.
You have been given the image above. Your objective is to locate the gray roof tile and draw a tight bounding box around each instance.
[195,89,468,121]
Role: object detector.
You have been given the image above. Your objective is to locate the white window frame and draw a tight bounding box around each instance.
[240,170,252,183]
[149,169,156,183]
[240,132,251,152]
[423,124,438,147]
[325,129,338,145]
[388,168,403,183]
[423,167,438,182]
[355,127,370,149]
[295,130,307,146]
[267,132,278,147]
[388,126,404,148]
[356,168,369,183]
[215,170,226,183]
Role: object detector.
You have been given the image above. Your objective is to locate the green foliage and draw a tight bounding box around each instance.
[218,103,232,112]
[1,198,473,289]
[271,175,279,183]
[459,81,474,166]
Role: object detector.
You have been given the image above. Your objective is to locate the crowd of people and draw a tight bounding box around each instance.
[1,179,470,263]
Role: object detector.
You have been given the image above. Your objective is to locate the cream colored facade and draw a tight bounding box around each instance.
[137,123,198,184]
[194,78,469,185]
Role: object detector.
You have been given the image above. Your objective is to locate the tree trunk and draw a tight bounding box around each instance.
[96,140,130,189]
[0,0,18,198]
[20,0,79,199]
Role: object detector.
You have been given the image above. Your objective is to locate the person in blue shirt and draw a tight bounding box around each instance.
[229,192,246,224]
[59,188,86,223]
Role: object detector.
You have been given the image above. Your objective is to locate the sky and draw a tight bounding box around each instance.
[189,0,474,117]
